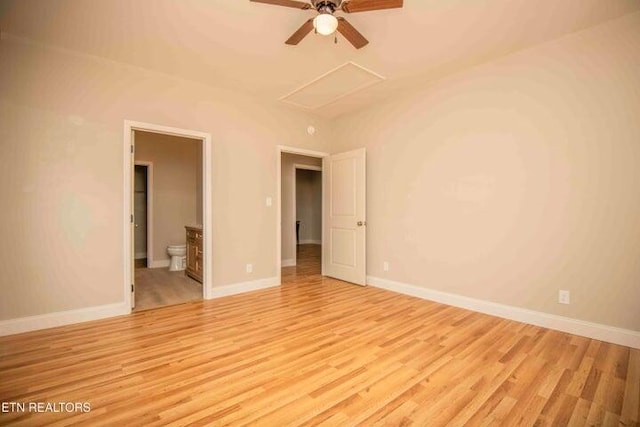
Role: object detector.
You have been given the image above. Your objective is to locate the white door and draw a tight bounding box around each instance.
[323,148,366,285]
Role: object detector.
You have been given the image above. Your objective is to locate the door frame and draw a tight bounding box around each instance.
[124,120,213,311]
[277,145,329,285]
[134,161,154,267]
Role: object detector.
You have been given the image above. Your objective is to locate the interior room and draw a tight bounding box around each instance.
[1,0,639,425]
[296,168,322,246]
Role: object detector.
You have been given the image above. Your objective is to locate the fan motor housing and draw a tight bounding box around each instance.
[311,0,343,13]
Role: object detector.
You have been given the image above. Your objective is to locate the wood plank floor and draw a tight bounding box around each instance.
[1,244,638,426]
[134,265,202,312]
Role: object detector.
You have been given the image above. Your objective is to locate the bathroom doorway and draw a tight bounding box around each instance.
[125,121,212,312]
[133,130,203,311]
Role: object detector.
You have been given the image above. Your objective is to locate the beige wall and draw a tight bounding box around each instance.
[2,9,638,335]
[332,13,640,331]
[296,169,322,244]
[0,36,331,320]
[281,154,322,264]
[135,131,201,264]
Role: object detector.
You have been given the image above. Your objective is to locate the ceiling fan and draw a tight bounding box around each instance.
[250,0,404,49]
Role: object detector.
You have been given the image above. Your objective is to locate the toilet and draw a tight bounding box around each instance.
[167,245,187,271]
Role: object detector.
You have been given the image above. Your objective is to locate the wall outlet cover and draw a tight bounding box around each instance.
[558,290,570,305]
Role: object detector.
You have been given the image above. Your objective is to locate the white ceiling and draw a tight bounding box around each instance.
[1,0,639,118]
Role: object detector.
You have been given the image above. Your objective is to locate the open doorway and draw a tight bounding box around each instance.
[277,146,367,287]
[124,120,212,313]
[132,130,203,311]
[278,147,328,283]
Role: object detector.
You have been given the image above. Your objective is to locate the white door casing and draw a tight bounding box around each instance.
[130,130,136,309]
[125,120,212,312]
[322,148,366,286]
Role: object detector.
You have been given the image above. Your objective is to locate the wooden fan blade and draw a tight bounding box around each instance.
[342,0,403,13]
[250,0,311,10]
[285,19,314,45]
[337,17,368,49]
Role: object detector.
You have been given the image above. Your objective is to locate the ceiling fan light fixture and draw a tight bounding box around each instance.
[313,13,338,36]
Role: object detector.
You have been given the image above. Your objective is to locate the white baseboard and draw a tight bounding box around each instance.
[282,259,296,267]
[135,252,147,260]
[148,259,170,268]
[367,276,640,349]
[0,302,130,337]
[210,277,279,299]
[299,240,321,245]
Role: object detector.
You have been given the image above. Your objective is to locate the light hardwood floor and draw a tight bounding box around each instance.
[134,265,202,312]
[0,244,638,426]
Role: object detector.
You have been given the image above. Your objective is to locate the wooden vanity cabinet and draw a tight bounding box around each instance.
[185,226,203,283]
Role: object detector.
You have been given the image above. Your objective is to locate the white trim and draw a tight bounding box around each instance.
[134,161,154,268]
[299,239,322,245]
[0,303,130,337]
[202,132,213,300]
[210,277,279,299]
[148,260,171,269]
[279,146,329,159]
[277,150,282,285]
[367,276,640,349]
[277,146,329,287]
[282,259,296,267]
[125,120,213,310]
[292,162,297,264]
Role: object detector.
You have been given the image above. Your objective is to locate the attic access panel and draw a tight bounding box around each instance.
[280,61,385,110]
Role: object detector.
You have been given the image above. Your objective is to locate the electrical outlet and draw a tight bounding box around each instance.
[383,261,389,272]
[266,197,272,207]
[246,263,253,274]
[558,290,570,305]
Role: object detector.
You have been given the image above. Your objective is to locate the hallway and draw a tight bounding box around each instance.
[282,244,321,282]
